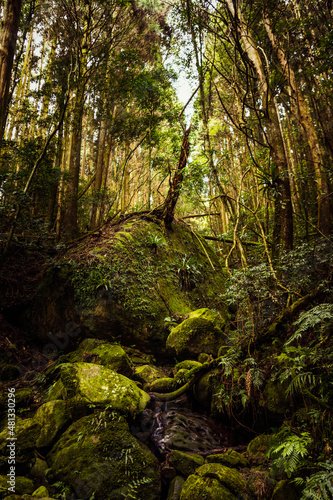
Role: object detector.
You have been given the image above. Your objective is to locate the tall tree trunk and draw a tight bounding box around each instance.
[90,118,107,229]
[0,0,22,144]
[62,86,85,239]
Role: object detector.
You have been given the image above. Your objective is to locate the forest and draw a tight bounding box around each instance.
[0,0,332,499]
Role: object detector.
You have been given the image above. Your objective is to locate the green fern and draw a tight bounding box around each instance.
[286,372,317,398]
[268,430,312,477]
[286,304,333,345]
[297,461,333,499]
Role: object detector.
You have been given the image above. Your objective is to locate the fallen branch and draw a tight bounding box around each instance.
[203,235,262,247]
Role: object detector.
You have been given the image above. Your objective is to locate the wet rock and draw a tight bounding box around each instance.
[48,413,161,500]
[59,362,150,419]
[168,450,204,476]
[44,380,64,402]
[166,309,229,360]
[151,407,229,454]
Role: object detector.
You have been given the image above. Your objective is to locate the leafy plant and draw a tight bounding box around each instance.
[296,460,333,499]
[267,428,312,477]
[175,254,202,290]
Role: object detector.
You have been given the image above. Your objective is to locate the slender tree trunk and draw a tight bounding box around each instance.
[90,118,107,229]
[0,0,22,144]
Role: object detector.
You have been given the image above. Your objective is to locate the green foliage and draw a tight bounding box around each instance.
[296,461,333,500]
[268,428,312,478]
[175,253,202,290]
[286,304,333,345]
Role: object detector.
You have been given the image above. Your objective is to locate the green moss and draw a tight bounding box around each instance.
[60,362,150,419]
[169,450,204,476]
[195,463,246,495]
[34,401,70,448]
[166,309,227,360]
[0,418,40,456]
[246,434,273,459]
[205,450,249,468]
[167,476,185,500]
[134,365,166,385]
[271,479,299,500]
[175,360,202,371]
[48,413,160,500]
[45,380,64,402]
[31,485,50,497]
[0,475,34,498]
[180,474,236,500]
[149,377,176,393]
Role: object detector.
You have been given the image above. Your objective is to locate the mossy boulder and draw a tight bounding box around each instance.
[134,365,167,386]
[57,339,133,377]
[30,219,228,357]
[193,371,214,409]
[246,434,273,460]
[0,418,40,458]
[149,377,176,393]
[34,401,70,448]
[59,362,150,419]
[180,463,246,500]
[44,380,64,402]
[271,479,299,500]
[166,309,229,360]
[31,486,50,498]
[168,450,204,476]
[0,475,34,498]
[175,360,202,371]
[206,450,249,468]
[48,413,160,500]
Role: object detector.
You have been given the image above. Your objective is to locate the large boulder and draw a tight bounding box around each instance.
[59,362,150,419]
[48,413,161,500]
[180,463,246,500]
[34,401,70,448]
[29,218,229,357]
[166,308,229,360]
[56,338,133,377]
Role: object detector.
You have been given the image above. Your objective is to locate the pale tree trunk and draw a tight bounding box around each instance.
[0,0,22,144]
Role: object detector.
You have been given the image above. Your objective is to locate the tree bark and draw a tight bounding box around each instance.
[0,0,22,144]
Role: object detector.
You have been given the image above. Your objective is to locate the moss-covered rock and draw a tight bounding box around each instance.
[31,486,50,498]
[193,371,213,409]
[134,365,167,386]
[175,360,202,371]
[271,479,299,500]
[0,475,34,498]
[166,309,229,360]
[44,380,64,402]
[0,389,33,414]
[57,339,133,377]
[34,401,70,448]
[180,474,236,500]
[166,476,185,500]
[59,362,150,419]
[0,418,40,458]
[246,434,273,460]
[48,413,160,500]
[195,463,246,495]
[149,377,176,393]
[30,219,228,357]
[168,450,204,477]
[206,449,249,468]
[29,458,48,482]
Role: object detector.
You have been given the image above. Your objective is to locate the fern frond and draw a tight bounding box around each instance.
[286,372,317,397]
